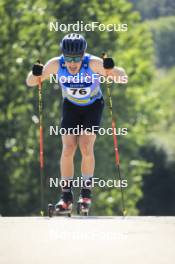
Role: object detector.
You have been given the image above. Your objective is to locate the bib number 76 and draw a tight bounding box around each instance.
[67,88,91,98]
[70,88,86,95]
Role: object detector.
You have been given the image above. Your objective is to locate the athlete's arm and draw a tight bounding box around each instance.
[89,57,128,83]
[26,57,59,87]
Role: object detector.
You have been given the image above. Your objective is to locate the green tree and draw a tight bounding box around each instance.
[130,0,175,20]
[147,16,175,68]
[138,67,175,215]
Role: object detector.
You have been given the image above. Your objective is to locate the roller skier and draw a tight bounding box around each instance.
[26,33,128,216]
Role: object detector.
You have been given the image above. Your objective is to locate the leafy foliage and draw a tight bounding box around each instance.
[130,0,175,20]
[147,16,175,68]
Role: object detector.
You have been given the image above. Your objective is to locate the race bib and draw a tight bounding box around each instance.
[66,87,91,99]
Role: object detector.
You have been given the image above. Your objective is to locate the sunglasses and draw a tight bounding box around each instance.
[64,56,83,63]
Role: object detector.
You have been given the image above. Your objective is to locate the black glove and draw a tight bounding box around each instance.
[103,57,115,69]
[32,60,43,76]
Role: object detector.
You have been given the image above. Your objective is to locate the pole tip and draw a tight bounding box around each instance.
[40,210,44,216]
[123,209,127,216]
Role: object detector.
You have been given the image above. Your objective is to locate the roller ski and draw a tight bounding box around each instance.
[77,188,91,216]
[48,191,73,217]
[77,197,91,216]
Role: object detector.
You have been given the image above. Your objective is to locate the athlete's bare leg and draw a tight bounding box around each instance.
[79,133,96,176]
[60,135,78,178]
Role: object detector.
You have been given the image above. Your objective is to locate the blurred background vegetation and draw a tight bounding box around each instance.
[0,0,175,216]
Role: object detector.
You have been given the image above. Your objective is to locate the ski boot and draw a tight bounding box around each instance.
[77,189,91,216]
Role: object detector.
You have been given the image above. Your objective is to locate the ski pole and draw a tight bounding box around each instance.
[38,75,44,216]
[102,53,127,216]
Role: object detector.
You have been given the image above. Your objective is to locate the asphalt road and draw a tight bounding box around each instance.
[0,216,175,264]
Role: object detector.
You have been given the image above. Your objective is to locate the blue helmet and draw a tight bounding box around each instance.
[60,33,87,56]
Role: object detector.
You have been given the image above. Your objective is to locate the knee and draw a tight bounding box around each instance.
[62,143,77,157]
[80,142,93,157]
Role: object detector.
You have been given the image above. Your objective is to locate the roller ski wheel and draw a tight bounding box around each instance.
[77,198,91,216]
[48,203,54,218]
